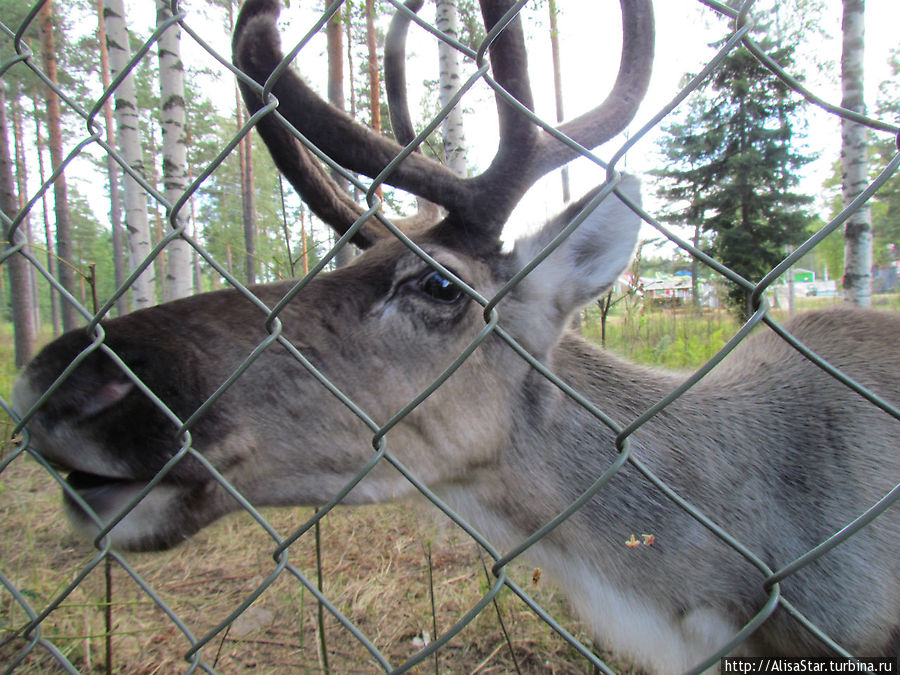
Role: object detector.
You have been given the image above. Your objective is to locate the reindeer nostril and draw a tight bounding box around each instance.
[76,380,135,422]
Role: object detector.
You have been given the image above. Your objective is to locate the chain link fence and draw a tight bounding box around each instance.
[1,0,899,672]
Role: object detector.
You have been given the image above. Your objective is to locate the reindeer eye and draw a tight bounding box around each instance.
[417,269,463,304]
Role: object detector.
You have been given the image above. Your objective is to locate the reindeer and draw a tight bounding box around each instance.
[11,0,899,672]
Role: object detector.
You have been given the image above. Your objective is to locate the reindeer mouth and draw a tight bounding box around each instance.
[64,470,150,519]
[58,469,197,551]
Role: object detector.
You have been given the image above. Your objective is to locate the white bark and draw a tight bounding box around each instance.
[840,0,872,306]
[157,0,192,300]
[96,0,127,317]
[105,0,157,309]
[436,0,467,177]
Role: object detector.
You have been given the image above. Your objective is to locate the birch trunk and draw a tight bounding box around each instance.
[105,0,157,308]
[840,0,872,306]
[96,0,127,316]
[157,0,192,300]
[39,0,79,330]
[435,0,466,177]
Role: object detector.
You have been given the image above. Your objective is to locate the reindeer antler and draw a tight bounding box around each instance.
[384,0,424,148]
[233,0,654,250]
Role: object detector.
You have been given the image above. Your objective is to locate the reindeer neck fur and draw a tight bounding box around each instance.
[437,311,900,671]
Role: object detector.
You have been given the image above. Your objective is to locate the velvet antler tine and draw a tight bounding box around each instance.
[478,0,536,149]
[469,0,655,207]
[385,0,424,148]
[460,0,541,229]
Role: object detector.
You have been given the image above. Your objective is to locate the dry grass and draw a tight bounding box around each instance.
[0,449,612,674]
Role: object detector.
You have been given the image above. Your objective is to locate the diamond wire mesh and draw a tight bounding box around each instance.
[0,0,899,672]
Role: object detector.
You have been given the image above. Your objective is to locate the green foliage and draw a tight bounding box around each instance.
[793,215,844,283]
[67,188,117,309]
[0,322,19,399]
[190,118,327,287]
[456,0,488,51]
[0,0,90,103]
[582,305,738,370]
[870,48,900,265]
[652,38,814,319]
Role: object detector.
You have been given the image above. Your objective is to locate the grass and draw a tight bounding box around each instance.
[0,322,22,400]
[581,291,889,371]
[583,303,739,370]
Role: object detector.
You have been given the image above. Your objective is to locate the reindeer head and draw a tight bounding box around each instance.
[12,0,653,551]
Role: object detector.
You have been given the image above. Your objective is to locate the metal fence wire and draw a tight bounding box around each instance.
[1,0,899,672]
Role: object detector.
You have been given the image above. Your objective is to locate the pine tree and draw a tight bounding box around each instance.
[327,2,353,268]
[547,0,569,202]
[39,0,79,330]
[0,85,35,366]
[652,39,814,318]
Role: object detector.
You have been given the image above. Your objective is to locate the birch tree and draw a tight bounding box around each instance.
[840,0,871,306]
[157,0,192,300]
[96,0,127,316]
[436,0,466,176]
[105,0,157,308]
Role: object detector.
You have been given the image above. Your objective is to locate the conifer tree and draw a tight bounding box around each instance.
[652,39,814,318]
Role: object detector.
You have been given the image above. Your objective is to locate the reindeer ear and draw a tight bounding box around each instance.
[512,175,641,320]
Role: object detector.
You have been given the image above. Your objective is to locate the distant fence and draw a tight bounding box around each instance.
[2,0,899,673]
